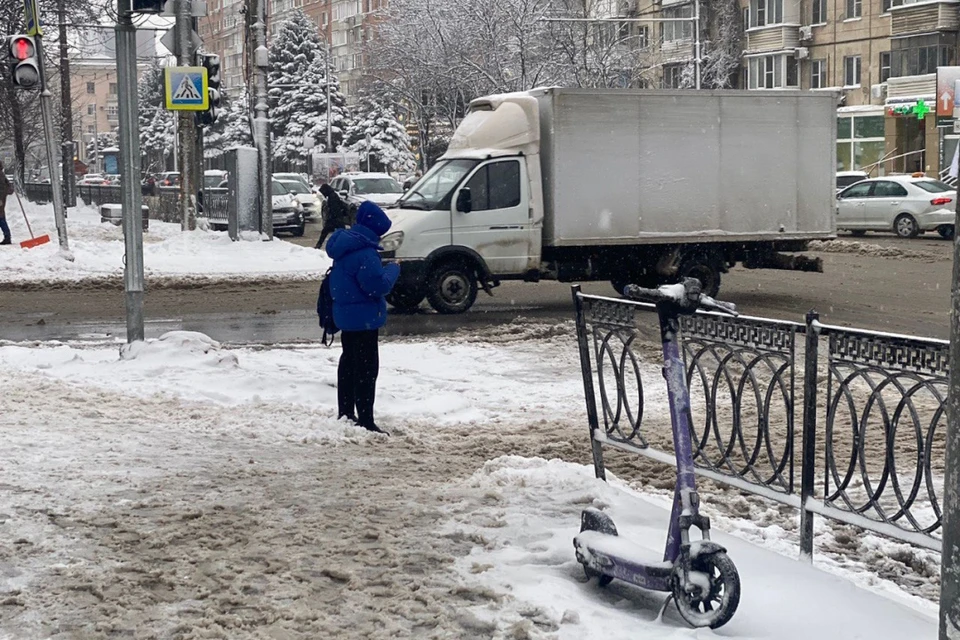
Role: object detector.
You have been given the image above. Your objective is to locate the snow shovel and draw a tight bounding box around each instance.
[13,190,50,249]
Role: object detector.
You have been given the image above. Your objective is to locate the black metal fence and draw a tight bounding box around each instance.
[572,286,947,557]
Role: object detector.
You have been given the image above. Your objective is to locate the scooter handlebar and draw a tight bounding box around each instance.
[622,279,738,316]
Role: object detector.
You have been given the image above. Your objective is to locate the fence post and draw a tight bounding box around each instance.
[799,311,820,562]
[572,285,606,481]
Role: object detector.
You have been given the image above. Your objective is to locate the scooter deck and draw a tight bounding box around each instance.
[575,530,674,591]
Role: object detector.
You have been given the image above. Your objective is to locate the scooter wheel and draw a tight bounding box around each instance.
[672,552,740,629]
[583,564,613,587]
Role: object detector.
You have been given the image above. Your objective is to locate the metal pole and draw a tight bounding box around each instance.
[939,178,960,638]
[115,0,145,343]
[799,311,820,562]
[57,0,76,208]
[33,36,71,257]
[176,0,198,230]
[571,285,606,481]
[326,41,332,153]
[693,0,701,89]
[94,115,99,173]
[251,0,272,238]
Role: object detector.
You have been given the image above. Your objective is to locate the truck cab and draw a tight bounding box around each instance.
[382,94,545,314]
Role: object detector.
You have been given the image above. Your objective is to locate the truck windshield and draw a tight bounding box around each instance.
[398,159,478,210]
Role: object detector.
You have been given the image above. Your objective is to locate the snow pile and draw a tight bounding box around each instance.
[0,202,330,287]
[809,239,943,262]
[443,456,937,639]
[119,331,239,368]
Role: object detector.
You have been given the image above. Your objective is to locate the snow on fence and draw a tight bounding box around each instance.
[571,286,947,560]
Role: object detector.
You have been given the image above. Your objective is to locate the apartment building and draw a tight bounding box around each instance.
[740,0,958,176]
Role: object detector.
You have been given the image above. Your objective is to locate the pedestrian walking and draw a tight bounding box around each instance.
[325,201,400,434]
[315,183,351,250]
[0,162,12,245]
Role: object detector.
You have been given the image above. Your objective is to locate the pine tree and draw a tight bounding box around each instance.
[138,61,173,172]
[203,87,253,159]
[343,93,416,174]
[268,9,348,164]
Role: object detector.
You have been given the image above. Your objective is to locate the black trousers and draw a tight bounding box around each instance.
[315,221,345,249]
[338,329,380,427]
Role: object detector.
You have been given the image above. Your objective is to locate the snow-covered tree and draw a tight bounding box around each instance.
[203,87,253,159]
[701,0,744,89]
[84,132,117,167]
[343,92,416,174]
[268,9,348,165]
[138,62,174,172]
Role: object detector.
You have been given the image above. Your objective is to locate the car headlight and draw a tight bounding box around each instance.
[381,231,404,252]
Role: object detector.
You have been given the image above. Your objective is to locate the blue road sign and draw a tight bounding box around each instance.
[164,66,208,111]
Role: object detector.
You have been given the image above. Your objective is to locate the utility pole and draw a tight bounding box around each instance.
[693,0,701,89]
[176,0,198,230]
[56,0,76,207]
[114,0,145,342]
[249,0,272,238]
[326,41,332,153]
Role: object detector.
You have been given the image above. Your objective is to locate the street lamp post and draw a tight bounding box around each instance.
[366,133,371,172]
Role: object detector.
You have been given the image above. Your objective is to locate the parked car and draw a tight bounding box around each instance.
[204,169,227,190]
[836,170,869,193]
[77,173,107,185]
[328,172,404,211]
[836,176,956,239]
[277,178,321,221]
[158,171,180,187]
[273,172,310,190]
[271,179,305,236]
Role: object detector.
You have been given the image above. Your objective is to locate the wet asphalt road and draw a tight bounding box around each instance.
[0,222,954,344]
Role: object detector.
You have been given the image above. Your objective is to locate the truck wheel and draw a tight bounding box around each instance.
[427,260,478,314]
[678,253,722,298]
[894,214,919,239]
[386,287,425,312]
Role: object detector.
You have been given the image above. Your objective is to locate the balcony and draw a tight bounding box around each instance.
[745,24,800,54]
[890,0,959,36]
[885,72,936,100]
[660,38,694,63]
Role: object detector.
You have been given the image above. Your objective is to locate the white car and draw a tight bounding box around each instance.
[836,176,956,239]
[273,172,311,190]
[329,172,405,209]
[276,178,322,221]
[270,179,305,236]
[836,170,869,194]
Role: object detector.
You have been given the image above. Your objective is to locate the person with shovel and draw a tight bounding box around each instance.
[0,161,11,245]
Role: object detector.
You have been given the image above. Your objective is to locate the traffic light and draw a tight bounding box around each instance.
[8,36,40,90]
[197,53,221,127]
[131,0,166,13]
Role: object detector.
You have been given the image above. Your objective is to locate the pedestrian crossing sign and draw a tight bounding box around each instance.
[164,66,208,111]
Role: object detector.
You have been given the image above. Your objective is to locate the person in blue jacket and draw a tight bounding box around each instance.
[325,200,400,434]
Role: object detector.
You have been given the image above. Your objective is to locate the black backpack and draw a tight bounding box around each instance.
[317,267,339,346]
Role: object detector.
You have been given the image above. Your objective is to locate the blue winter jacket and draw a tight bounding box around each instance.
[326,201,400,332]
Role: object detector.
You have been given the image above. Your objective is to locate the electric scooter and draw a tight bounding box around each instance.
[574,277,742,630]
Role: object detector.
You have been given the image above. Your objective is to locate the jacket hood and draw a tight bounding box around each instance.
[319,183,334,198]
[325,225,381,261]
[356,201,392,237]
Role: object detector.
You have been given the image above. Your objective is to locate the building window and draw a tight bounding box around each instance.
[636,25,649,49]
[86,81,95,94]
[87,104,96,115]
[742,7,750,30]
[661,5,693,42]
[746,54,799,89]
[87,124,95,134]
[844,55,861,86]
[879,51,891,83]
[837,115,885,171]
[846,0,861,19]
[106,105,119,119]
[108,82,118,95]
[812,0,826,23]
[810,59,827,89]
[890,34,956,78]
[751,0,783,27]
[662,64,683,88]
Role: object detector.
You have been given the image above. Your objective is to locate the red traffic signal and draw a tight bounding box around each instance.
[8,35,40,89]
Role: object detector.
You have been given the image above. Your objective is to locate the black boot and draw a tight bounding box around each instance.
[0,237,11,245]
[361,423,389,436]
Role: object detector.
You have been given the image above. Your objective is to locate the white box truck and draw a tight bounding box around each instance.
[381,87,836,313]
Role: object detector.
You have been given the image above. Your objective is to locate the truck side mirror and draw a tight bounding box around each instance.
[456,188,472,213]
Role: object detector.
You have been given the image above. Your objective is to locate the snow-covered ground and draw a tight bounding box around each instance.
[0,202,329,286]
[0,327,939,638]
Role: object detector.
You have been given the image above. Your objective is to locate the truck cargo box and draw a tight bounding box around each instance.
[536,88,837,247]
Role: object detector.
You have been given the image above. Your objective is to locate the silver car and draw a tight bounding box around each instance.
[836,176,956,239]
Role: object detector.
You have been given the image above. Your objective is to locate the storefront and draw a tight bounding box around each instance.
[836,106,886,174]
[879,98,941,176]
